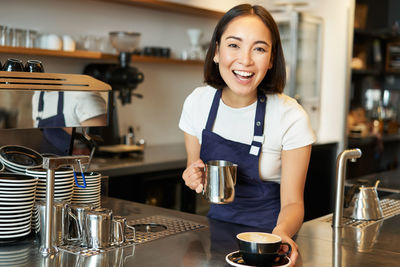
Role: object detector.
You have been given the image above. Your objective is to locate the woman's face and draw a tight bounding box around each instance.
[214,15,273,98]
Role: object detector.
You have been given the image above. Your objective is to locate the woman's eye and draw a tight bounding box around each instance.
[254,47,266,52]
[228,43,239,48]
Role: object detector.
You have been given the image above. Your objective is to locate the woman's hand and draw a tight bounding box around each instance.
[182,159,205,193]
[272,229,299,266]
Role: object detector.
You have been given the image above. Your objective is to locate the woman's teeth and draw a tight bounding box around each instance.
[233,70,254,80]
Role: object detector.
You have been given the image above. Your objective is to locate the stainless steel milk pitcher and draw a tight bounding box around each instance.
[86,208,113,249]
[203,160,237,204]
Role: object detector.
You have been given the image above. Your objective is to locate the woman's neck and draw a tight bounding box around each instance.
[221,88,258,108]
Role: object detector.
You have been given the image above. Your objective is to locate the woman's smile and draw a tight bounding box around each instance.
[233,70,255,82]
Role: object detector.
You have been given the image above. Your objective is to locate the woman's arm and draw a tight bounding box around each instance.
[184,132,201,166]
[272,144,312,265]
[182,132,205,193]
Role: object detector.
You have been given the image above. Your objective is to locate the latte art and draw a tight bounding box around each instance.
[237,232,281,243]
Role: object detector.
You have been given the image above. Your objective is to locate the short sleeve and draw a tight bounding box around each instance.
[179,92,197,137]
[281,105,316,150]
[74,92,107,123]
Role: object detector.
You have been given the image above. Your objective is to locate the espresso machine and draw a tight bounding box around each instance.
[84,32,144,145]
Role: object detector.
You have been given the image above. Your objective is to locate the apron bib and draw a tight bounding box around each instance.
[200,89,280,229]
[37,91,71,155]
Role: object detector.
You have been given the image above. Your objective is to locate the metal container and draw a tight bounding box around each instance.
[112,216,135,246]
[203,160,237,204]
[35,199,72,247]
[86,208,113,249]
[68,203,94,246]
[345,180,384,221]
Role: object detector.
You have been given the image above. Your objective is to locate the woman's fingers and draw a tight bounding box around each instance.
[195,183,204,193]
[182,160,205,191]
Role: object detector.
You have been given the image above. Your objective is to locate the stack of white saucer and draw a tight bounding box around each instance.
[25,167,74,202]
[71,172,101,208]
[0,173,38,242]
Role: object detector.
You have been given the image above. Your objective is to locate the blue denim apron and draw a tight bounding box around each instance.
[200,89,280,229]
[37,91,71,155]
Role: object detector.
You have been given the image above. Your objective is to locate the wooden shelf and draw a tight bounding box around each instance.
[0,46,203,65]
[97,0,224,18]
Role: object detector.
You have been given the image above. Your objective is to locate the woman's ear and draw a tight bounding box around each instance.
[213,42,219,64]
[268,55,273,69]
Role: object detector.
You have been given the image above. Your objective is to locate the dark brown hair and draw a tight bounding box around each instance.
[204,4,286,94]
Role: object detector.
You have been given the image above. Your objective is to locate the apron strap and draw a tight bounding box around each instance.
[249,92,267,156]
[37,91,64,119]
[38,91,45,112]
[204,89,266,156]
[57,92,64,115]
[205,89,222,131]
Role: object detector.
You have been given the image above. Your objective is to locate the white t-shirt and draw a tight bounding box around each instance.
[179,85,316,183]
[32,91,107,127]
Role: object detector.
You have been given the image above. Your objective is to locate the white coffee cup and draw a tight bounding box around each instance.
[39,34,62,50]
[62,35,76,51]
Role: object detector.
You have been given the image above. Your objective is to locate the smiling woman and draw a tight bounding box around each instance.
[179,4,315,266]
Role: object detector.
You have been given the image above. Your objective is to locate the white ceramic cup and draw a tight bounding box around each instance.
[39,34,62,50]
[62,35,76,51]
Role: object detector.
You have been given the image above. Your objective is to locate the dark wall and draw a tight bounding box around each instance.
[0,129,43,150]
[304,142,338,221]
[357,0,389,31]
[388,0,400,28]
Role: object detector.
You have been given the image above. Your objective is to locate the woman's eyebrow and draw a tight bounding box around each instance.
[225,35,242,41]
[225,36,271,47]
[254,40,271,47]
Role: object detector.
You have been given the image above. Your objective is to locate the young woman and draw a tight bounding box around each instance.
[179,4,315,264]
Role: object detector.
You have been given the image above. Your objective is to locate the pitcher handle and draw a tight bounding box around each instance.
[126,224,136,243]
[67,210,82,242]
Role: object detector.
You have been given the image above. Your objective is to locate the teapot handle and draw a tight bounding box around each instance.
[344,184,359,208]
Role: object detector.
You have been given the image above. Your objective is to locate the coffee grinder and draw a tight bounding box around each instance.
[84,31,144,145]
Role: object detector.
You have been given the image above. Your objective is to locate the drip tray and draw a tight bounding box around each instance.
[125,215,206,244]
[325,198,400,229]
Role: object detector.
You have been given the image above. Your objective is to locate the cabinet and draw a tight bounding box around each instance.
[349,1,400,118]
[271,10,323,133]
[347,0,400,179]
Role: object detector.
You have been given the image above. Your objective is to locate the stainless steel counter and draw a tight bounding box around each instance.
[89,143,187,177]
[3,196,400,266]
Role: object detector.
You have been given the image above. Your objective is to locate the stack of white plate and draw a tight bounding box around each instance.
[0,173,37,242]
[25,167,74,202]
[0,145,42,175]
[71,172,101,208]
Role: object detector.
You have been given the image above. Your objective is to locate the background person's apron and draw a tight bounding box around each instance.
[200,89,280,230]
[37,91,71,156]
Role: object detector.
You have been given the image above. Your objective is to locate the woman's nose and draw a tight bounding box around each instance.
[238,49,253,65]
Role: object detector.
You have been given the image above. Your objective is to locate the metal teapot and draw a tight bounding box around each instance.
[344,180,383,220]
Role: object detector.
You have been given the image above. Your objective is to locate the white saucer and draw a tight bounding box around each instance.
[0,228,31,239]
[225,251,291,267]
[0,210,32,217]
[0,182,37,187]
[0,188,35,194]
[0,204,33,210]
